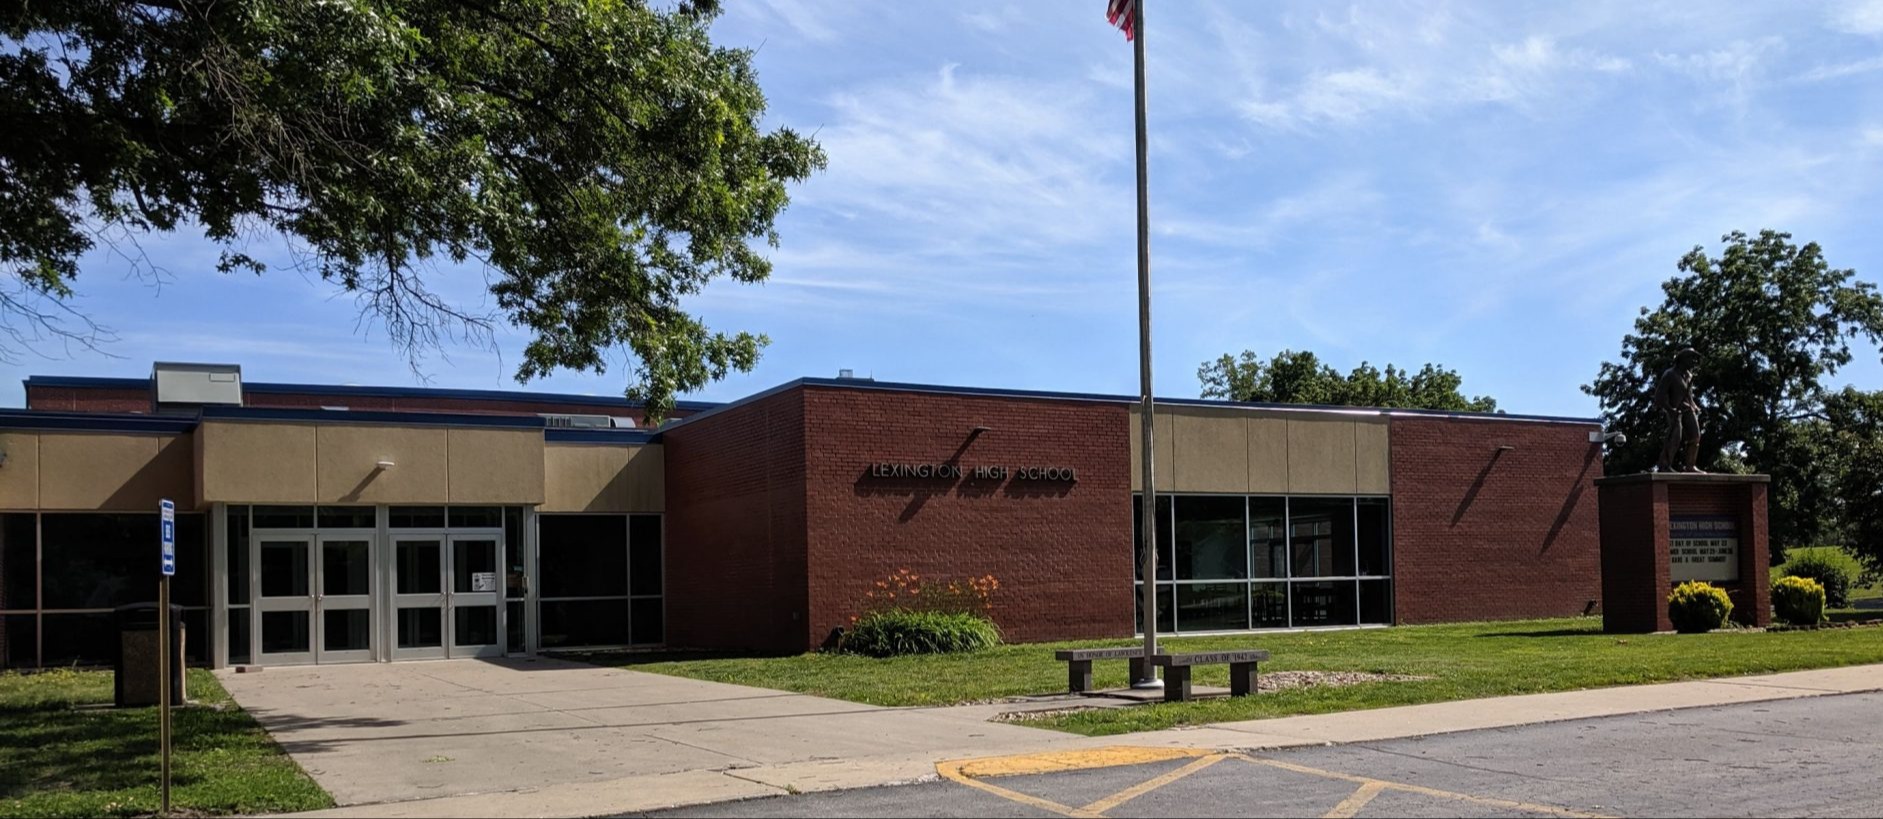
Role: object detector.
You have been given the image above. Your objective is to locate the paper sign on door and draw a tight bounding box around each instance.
[471,572,498,592]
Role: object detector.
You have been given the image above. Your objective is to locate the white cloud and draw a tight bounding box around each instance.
[1829,0,1883,35]
[1653,37,1786,106]
[1797,54,1883,82]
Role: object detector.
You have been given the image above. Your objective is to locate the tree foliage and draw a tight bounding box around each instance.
[1583,230,1883,551]
[1,0,822,419]
[1198,349,1498,412]
[1813,388,1883,572]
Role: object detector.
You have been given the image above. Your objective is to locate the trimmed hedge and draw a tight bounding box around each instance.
[1780,549,1856,609]
[843,608,1001,657]
[1772,576,1827,626]
[1668,581,1733,633]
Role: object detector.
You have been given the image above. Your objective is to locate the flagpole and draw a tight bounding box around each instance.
[1130,0,1162,689]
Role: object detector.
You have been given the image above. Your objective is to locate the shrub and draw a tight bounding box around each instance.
[1780,548,1856,609]
[843,608,1001,657]
[1667,581,1733,633]
[1772,576,1827,626]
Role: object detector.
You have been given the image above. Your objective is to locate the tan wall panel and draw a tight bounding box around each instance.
[39,433,194,510]
[543,444,665,512]
[448,428,546,504]
[1126,408,1174,492]
[1169,408,1248,493]
[1287,418,1358,494]
[0,433,39,508]
[1247,416,1290,493]
[199,422,317,503]
[316,425,448,504]
[1356,420,1391,494]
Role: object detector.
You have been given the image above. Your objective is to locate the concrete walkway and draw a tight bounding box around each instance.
[219,656,1059,814]
[231,660,1883,818]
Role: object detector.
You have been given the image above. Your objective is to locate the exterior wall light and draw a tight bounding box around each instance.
[970,425,992,434]
[375,460,395,470]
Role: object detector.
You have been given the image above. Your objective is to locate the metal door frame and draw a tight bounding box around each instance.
[252,531,317,666]
[445,533,504,658]
[314,532,377,663]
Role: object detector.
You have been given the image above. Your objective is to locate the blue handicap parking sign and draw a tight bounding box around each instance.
[161,499,176,576]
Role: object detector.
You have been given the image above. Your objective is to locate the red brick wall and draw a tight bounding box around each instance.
[1598,480,1668,632]
[26,386,150,413]
[1668,481,1770,627]
[799,387,1134,649]
[661,389,809,653]
[1390,416,1604,624]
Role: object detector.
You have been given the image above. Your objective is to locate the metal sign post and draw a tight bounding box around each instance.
[159,498,175,815]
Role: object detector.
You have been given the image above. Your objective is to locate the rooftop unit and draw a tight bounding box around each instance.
[152,362,242,412]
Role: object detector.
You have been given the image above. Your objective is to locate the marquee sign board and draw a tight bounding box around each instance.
[1670,516,1738,583]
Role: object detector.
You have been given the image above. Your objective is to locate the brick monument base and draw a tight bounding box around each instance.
[1593,472,1771,633]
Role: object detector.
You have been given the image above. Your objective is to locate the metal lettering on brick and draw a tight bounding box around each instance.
[867,462,1077,483]
[1670,516,1738,583]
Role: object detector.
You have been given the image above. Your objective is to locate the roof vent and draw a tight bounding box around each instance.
[540,413,613,428]
[837,368,855,379]
[152,362,243,410]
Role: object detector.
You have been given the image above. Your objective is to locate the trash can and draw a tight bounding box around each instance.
[114,603,185,707]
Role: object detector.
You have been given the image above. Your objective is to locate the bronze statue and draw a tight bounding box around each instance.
[1653,348,1704,473]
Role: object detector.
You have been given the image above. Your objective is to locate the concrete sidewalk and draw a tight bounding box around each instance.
[257,661,1883,818]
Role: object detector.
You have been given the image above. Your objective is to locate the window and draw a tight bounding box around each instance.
[1173,496,1247,580]
[536,513,665,648]
[1133,495,1391,633]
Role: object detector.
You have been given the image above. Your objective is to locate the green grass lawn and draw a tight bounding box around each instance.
[588,616,1883,737]
[0,668,332,818]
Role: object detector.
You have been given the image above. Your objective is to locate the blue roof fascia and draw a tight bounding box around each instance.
[661,376,1598,429]
[544,428,661,445]
[241,380,720,412]
[0,409,196,434]
[199,406,546,428]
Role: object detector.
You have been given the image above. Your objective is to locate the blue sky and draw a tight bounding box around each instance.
[8,0,1883,416]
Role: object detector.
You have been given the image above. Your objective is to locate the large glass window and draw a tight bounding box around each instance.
[1173,496,1247,580]
[1134,495,1391,633]
[538,515,627,598]
[41,513,205,610]
[1,514,35,611]
[1289,497,1356,579]
[536,513,664,647]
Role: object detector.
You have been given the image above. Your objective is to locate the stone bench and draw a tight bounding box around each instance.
[1053,647,1152,693]
[1152,650,1271,702]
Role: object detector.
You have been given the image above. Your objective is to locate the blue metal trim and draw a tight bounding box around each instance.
[787,377,1601,426]
[22,374,720,412]
[199,406,546,428]
[0,409,197,434]
[544,429,661,444]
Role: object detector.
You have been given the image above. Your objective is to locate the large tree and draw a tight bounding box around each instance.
[1199,349,1498,412]
[1583,230,1883,551]
[1,0,823,419]
[1812,387,1883,572]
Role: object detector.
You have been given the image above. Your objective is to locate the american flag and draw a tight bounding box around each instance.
[1106,0,1139,41]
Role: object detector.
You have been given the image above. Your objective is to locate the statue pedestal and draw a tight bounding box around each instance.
[1593,473,1771,633]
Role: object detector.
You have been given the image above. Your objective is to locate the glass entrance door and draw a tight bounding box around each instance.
[256,535,315,665]
[390,534,503,659]
[391,536,447,660]
[254,532,376,664]
[317,536,375,663]
[448,536,502,658]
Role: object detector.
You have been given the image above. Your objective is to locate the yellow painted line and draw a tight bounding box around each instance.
[1081,753,1228,814]
[1322,781,1386,819]
[935,759,1094,818]
[949,746,1209,779]
[1237,755,1615,819]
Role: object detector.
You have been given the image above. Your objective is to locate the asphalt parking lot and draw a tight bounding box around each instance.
[638,690,1883,818]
